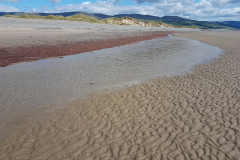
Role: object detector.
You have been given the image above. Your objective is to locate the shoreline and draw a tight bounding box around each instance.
[0,29,173,67]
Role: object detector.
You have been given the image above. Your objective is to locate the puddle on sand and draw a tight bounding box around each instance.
[0,36,223,134]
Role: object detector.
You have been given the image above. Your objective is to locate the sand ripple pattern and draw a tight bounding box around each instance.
[1,32,240,160]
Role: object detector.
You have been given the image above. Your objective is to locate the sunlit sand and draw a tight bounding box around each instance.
[1,31,240,160]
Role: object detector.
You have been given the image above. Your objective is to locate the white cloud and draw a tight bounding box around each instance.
[209,0,229,7]
[19,0,240,21]
[154,1,195,15]
[215,7,240,16]
[230,0,240,3]
[0,4,20,12]
[132,0,194,5]
[168,0,194,5]
[49,0,61,4]
[0,0,20,2]
[39,0,156,15]
[82,2,90,4]
[195,0,212,9]
[209,0,240,7]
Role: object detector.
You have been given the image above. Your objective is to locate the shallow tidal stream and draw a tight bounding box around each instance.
[0,36,223,134]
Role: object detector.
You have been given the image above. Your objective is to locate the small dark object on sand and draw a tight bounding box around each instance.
[90,83,94,85]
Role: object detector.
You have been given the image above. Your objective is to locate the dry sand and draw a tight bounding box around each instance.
[0,28,143,48]
[1,31,240,160]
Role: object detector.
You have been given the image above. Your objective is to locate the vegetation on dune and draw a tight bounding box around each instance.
[2,12,239,29]
[3,14,105,24]
[2,14,15,18]
[2,14,173,27]
[177,25,199,29]
[149,21,173,28]
[64,14,104,23]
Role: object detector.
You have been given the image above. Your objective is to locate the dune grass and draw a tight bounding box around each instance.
[101,16,173,27]
[2,14,173,27]
[3,14,105,24]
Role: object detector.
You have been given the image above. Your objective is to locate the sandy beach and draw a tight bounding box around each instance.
[0,16,198,67]
[1,18,240,159]
[0,28,173,67]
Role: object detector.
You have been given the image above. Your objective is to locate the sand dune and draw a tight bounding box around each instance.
[1,31,240,160]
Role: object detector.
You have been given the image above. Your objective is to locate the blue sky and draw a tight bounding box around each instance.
[0,0,240,21]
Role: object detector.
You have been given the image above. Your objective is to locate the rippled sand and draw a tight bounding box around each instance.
[1,31,240,160]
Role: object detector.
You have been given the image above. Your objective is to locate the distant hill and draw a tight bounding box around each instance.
[113,14,239,29]
[1,11,239,29]
[219,21,240,29]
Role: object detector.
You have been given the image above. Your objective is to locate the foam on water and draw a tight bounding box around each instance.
[0,36,223,128]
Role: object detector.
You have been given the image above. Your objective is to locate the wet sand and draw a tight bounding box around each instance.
[0,28,172,67]
[1,31,240,160]
[0,36,222,134]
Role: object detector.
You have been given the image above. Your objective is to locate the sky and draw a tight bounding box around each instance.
[0,0,240,21]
